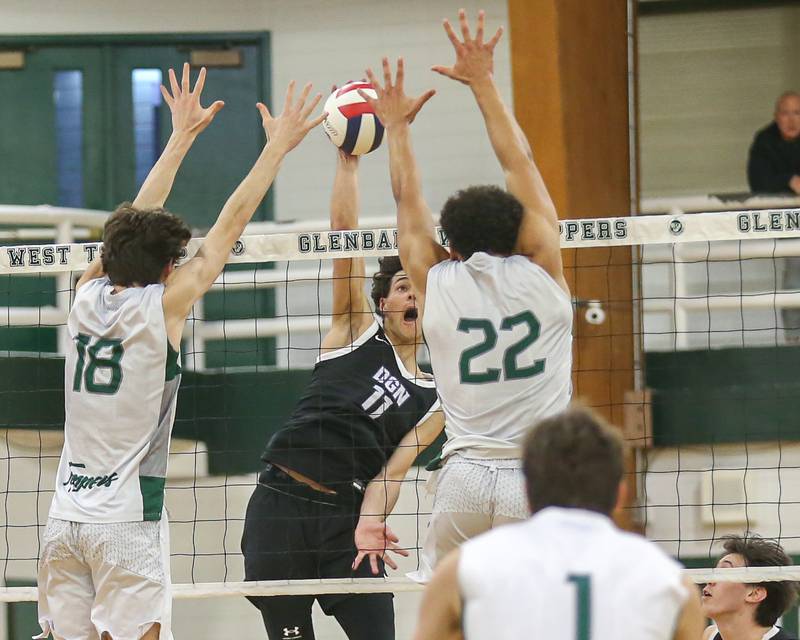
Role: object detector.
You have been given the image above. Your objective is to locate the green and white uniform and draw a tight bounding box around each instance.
[459,508,688,640]
[50,277,180,522]
[423,252,572,457]
[38,277,179,640]
[412,253,573,582]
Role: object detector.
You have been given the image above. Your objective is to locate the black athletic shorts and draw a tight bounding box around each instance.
[241,465,394,640]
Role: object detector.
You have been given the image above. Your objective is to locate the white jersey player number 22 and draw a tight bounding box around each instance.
[423,254,573,456]
[457,310,544,383]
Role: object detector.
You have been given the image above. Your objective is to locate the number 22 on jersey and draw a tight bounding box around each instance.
[73,333,125,395]
[457,310,545,384]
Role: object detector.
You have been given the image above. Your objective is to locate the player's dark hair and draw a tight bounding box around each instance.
[440,185,524,260]
[102,203,191,287]
[523,406,625,515]
[720,534,798,626]
[370,255,404,316]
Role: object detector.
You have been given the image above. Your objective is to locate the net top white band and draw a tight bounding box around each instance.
[0,567,797,603]
[3,207,800,275]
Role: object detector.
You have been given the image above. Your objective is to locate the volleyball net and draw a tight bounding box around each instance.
[2,206,800,605]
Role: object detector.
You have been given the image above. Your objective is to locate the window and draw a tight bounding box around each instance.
[53,70,83,207]
[132,68,163,189]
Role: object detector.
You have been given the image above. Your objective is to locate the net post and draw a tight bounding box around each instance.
[623,389,652,449]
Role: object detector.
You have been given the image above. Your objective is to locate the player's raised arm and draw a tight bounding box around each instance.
[77,63,223,291]
[433,9,567,294]
[360,59,446,297]
[163,82,325,329]
[353,409,444,575]
[322,150,373,350]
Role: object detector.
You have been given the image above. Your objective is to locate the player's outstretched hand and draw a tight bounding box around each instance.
[359,57,435,130]
[160,62,225,137]
[432,9,503,86]
[353,519,410,575]
[257,81,326,155]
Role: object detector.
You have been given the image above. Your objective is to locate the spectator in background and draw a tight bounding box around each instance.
[747,92,800,343]
[748,92,800,194]
[701,534,799,640]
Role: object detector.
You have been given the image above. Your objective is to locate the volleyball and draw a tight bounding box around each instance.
[322,81,384,155]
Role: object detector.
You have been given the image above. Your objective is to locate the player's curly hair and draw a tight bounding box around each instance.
[440,185,524,260]
[720,534,799,626]
[102,203,191,287]
[523,406,625,516]
[370,256,404,316]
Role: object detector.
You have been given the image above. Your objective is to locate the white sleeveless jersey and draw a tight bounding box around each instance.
[49,278,181,523]
[424,253,572,457]
[460,508,688,640]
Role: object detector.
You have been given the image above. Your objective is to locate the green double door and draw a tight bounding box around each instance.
[0,36,275,364]
[0,37,269,221]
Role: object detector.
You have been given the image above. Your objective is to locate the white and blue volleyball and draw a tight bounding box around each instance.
[322,81,384,155]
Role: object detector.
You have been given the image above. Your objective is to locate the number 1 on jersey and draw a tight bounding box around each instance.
[361,384,392,418]
[567,574,591,640]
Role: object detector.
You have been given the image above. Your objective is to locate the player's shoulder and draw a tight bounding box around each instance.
[428,257,460,276]
[75,275,108,295]
[702,625,718,640]
[752,121,780,145]
[612,527,681,567]
[458,520,533,588]
[475,252,569,298]
[428,252,541,280]
[71,276,110,312]
[317,318,380,363]
[461,518,530,558]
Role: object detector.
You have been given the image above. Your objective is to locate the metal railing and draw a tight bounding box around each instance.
[639,195,800,350]
[0,206,107,354]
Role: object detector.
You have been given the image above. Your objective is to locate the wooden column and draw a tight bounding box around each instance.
[508,0,638,523]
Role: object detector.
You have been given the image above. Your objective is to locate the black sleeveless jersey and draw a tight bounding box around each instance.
[713,628,797,640]
[262,321,439,489]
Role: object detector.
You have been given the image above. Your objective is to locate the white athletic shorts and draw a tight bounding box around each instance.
[409,454,529,583]
[36,516,172,640]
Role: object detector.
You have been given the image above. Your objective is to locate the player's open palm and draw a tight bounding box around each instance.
[432,9,504,86]
[359,57,435,129]
[353,519,409,575]
[257,81,325,154]
[160,62,224,136]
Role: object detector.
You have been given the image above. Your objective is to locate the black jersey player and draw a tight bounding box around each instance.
[702,535,799,640]
[241,151,443,640]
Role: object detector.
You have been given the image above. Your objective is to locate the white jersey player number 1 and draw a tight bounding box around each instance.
[457,310,545,384]
[567,574,591,640]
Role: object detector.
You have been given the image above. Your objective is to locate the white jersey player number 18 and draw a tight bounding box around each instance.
[72,334,125,395]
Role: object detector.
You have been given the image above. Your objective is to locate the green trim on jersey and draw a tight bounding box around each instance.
[140,476,166,520]
[165,342,181,382]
